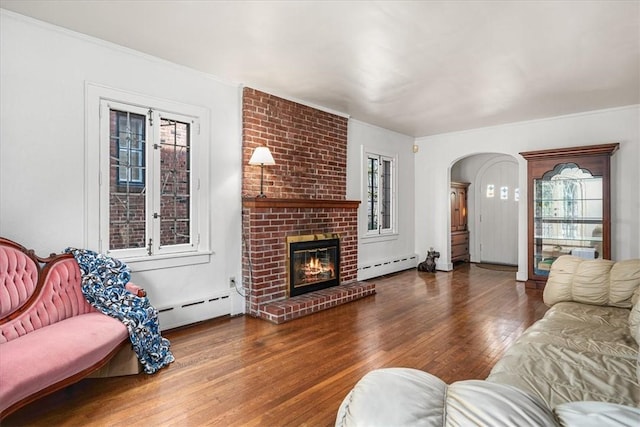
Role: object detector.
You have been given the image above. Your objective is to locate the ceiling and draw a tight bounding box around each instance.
[1,0,639,137]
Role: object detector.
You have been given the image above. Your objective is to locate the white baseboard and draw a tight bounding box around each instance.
[358,254,418,281]
[157,292,231,330]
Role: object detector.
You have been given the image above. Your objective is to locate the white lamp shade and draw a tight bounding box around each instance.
[248,146,275,165]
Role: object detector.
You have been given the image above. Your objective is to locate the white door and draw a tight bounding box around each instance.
[479,159,518,265]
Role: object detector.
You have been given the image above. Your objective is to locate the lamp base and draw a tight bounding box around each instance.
[257,165,268,198]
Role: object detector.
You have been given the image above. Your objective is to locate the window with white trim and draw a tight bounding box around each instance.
[366,152,396,235]
[87,84,210,267]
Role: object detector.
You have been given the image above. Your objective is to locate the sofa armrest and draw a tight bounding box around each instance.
[125,283,146,298]
[336,368,556,427]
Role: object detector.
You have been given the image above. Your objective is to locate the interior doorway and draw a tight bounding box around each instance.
[451,154,519,266]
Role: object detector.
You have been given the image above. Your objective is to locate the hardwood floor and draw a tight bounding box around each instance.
[4,264,547,427]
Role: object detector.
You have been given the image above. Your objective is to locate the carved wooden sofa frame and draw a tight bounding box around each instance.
[0,237,143,418]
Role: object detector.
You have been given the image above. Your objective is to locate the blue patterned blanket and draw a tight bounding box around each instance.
[65,248,174,374]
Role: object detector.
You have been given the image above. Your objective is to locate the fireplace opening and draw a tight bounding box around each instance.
[287,234,340,297]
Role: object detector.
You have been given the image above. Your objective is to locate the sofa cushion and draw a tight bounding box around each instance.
[554,401,640,426]
[629,287,640,344]
[336,368,556,427]
[611,260,640,306]
[544,256,640,308]
[630,288,640,383]
[544,301,633,331]
[0,312,128,413]
[487,302,639,407]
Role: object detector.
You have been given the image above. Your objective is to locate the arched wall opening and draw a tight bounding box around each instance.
[450,152,520,271]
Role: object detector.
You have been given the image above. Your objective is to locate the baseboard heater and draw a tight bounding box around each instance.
[157,292,231,331]
[358,254,418,281]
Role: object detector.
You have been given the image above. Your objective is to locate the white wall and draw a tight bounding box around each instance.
[415,105,640,281]
[347,120,417,280]
[0,11,245,325]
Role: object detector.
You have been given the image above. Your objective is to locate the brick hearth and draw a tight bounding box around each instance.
[241,88,375,323]
[260,281,376,324]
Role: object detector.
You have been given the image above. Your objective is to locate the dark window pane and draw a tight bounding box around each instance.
[109,109,147,250]
[159,118,191,246]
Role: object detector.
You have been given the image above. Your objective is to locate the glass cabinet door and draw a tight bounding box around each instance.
[533,163,603,277]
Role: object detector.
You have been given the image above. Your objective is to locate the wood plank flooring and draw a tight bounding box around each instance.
[4,264,547,426]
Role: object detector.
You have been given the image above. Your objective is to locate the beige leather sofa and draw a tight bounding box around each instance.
[336,256,640,426]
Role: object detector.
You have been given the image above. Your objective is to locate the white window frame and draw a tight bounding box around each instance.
[86,83,211,271]
[363,149,398,239]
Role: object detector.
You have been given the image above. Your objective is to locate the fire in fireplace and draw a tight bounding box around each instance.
[287,234,340,297]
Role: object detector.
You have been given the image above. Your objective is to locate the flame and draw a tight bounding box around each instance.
[308,257,320,271]
[300,256,334,283]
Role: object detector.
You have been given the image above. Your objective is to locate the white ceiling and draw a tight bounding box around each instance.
[1,0,639,137]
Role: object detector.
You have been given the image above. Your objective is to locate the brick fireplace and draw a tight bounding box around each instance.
[242,88,375,323]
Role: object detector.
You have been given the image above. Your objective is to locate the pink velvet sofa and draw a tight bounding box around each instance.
[0,237,144,418]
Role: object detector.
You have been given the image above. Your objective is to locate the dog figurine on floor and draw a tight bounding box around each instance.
[417,248,440,273]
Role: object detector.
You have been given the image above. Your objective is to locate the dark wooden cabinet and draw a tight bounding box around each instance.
[451,182,470,263]
[520,143,619,289]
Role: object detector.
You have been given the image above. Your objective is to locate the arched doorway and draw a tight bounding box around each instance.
[451,153,518,266]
